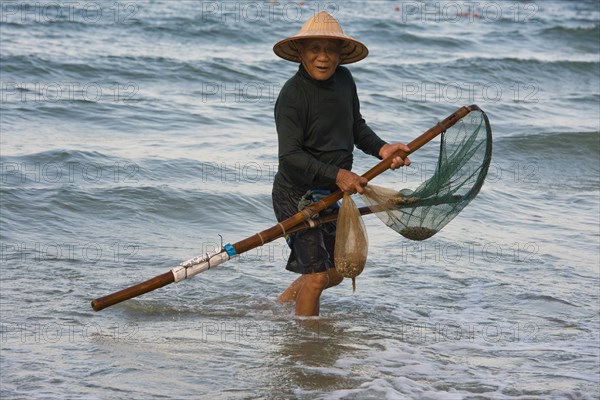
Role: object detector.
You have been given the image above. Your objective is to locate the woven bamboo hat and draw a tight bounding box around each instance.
[273,11,368,64]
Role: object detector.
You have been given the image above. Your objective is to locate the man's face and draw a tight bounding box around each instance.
[297,39,342,81]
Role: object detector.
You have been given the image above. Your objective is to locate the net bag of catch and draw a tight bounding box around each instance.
[362,108,492,241]
[334,193,368,292]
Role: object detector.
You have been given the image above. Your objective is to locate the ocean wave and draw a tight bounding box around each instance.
[4,149,111,164]
[543,23,600,36]
[1,50,268,85]
[491,131,599,192]
[495,131,599,155]
[1,180,272,228]
[446,56,598,73]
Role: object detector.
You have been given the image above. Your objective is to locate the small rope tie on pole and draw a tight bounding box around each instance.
[277,223,286,236]
[300,208,313,220]
[256,232,265,246]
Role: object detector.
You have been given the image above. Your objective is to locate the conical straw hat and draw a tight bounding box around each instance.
[273,11,368,65]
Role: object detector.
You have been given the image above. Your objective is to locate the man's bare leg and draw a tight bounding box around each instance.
[277,275,305,303]
[278,268,344,316]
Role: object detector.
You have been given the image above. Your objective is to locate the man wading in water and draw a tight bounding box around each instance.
[271,11,411,316]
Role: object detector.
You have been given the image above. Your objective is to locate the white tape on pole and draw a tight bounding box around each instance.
[171,249,231,283]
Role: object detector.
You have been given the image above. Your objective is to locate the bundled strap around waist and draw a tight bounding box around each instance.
[298,189,340,213]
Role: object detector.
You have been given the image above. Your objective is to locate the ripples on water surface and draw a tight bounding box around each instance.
[1,1,599,399]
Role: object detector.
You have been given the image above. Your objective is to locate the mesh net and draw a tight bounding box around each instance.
[333,108,491,291]
[362,108,492,241]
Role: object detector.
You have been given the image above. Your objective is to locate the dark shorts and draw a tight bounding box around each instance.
[272,184,337,275]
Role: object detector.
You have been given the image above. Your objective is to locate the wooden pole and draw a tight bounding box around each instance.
[91,104,478,311]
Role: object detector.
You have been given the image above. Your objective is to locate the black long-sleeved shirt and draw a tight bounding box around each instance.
[274,64,386,193]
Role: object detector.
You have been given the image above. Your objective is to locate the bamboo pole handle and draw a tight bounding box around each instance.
[363,104,476,180]
[91,271,175,311]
